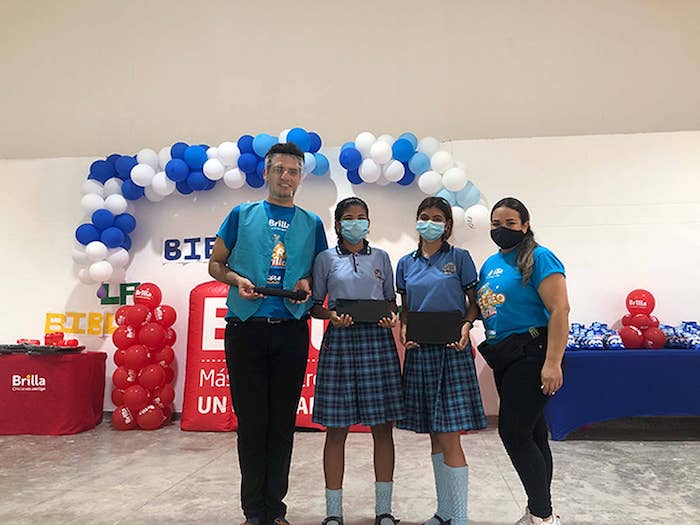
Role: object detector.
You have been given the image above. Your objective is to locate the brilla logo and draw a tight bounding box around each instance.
[11,373,47,392]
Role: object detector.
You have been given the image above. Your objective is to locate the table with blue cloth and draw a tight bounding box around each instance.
[544,349,700,440]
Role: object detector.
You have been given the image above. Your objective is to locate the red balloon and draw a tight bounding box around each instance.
[621,314,633,327]
[153,304,177,328]
[163,365,175,384]
[619,326,644,349]
[152,383,175,407]
[112,366,138,390]
[648,315,660,327]
[626,289,655,315]
[630,314,651,330]
[134,282,162,310]
[112,325,138,350]
[125,304,152,327]
[164,327,177,346]
[138,364,166,391]
[111,388,125,406]
[123,344,151,370]
[643,327,666,349]
[152,345,175,366]
[111,405,137,430]
[123,384,150,411]
[115,305,131,326]
[137,404,165,430]
[113,348,127,367]
[138,323,166,350]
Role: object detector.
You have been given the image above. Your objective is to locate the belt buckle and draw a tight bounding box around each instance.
[528,327,540,338]
[267,318,283,324]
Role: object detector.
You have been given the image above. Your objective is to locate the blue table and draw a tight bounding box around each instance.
[544,349,700,440]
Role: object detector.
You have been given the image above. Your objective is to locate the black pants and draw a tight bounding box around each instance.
[493,345,554,519]
[224,319,309,525]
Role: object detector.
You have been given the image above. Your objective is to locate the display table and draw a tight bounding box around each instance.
[0,351,106,435]
[544,349,700,440]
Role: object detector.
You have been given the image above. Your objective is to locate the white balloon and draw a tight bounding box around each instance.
[358,158,381,183]
[103,178,123,196]
[144,185,165,202]
[158,146,172,170]
[203,159,226,181]
[418,170,443,194]
[82,180,104,197]
[85,241,108,262]
[106,248,130,269]
[451,206,465,225]
[382,160,405,182]
[71,247,88,265]
[354,132,376,157]
[136,149,159,171]
[418,136,441,157]
[218,142,240,167]
[104,194,128,215]
[303,152,316,174]
[206,147,219,160]
[151,171,176,196]
[81,193,105,215]
[279,129,290,143]
[78,268,97,284]
[369,141,392,165]
[442,167,467,192]
[377,134,395,145]
[465,204,490,230]
[223,168,245,189]
[431,151,454,174]
[89,260,114,282]
[130,163,156,187]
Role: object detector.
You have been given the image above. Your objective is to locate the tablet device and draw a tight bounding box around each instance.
[406,311,463,344]
[334,299,392,324]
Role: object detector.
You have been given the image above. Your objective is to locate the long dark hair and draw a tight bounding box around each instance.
[491,197,538,285]
[334,197,369,244]
[416,196,453,250]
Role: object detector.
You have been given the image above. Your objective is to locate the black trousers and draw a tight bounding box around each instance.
[493,344,555,519]
[224,318,309,525]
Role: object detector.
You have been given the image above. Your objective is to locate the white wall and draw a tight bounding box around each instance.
[1,130,699,415]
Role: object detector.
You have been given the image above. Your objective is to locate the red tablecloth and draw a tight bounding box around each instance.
[0,351,106,435]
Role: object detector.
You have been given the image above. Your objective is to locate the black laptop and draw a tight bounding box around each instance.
[406,311,463,344]
[334,299,393,324]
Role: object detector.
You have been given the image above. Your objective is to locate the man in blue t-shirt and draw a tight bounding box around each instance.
[209,143,327,525]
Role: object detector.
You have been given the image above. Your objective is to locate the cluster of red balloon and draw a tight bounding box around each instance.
[110,283,177,430]
[618,289,666,349]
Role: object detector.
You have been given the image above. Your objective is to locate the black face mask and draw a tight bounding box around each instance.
[490,227,526,249]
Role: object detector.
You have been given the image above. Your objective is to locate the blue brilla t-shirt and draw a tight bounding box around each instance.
[477,245,565,343]
[217,201,327,318]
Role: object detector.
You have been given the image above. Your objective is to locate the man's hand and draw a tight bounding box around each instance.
[237,277,264,300]
[290,278,311,304]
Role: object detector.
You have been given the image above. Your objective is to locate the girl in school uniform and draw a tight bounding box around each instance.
[311,197,403,525]
[396,196,487,525]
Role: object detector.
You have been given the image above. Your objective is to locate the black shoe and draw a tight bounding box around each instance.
[322,517,343,525]
[375,514,400,525]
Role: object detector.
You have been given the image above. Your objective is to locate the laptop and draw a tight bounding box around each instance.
[406,311,463,344]
[334,299,393,324]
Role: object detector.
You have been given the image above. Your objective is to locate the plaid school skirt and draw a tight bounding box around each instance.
[312,323,403,428]
[399,344,487,434]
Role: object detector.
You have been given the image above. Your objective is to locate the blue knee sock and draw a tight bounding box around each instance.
[444,465,469,525]
[375,481,393,515]
[325,488,343,517]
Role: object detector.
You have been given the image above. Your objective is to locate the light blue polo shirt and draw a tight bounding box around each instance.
[396,243,477,316]
[312,242,395,309]
[477,245,565,343]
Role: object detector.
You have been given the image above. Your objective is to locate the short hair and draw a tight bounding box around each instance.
[264,142,304,171]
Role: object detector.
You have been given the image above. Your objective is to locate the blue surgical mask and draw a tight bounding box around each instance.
[340,219,369,244]
[416,220,445,241]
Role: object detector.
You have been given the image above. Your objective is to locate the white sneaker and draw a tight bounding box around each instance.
[514,508,532,525]
[528,513,560,525]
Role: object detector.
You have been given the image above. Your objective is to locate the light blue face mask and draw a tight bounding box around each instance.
[341,219,369,244]
[416,220,445,241]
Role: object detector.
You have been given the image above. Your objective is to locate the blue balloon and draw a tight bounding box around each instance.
[188,170,209,191]
[246,172,265,188]
[171,142,189,159]
[286,127,311,152]
[106,154,121,167]
[89,160,115,183]
[122,179,144,200]
[455,181,481,208]
[392,138,415,162]
[238,153,258,173]
[436,188,458,206]
[115,156,137,180]
[340,142,355,151]
[339,147,362,170]
[408,152,431,175]
[237,134,255,154]
[75,223,100,245]
[308,132,322,153]
[347,169,363,185]
[397,163,416,186]
[183,145,208,170]
[121,234,132,251]
[204,178,217,190]
[176,179,194,195]
[101,227,125,249]
[91,209,115,230]
[114,213,136,234]
[252,133,277,157]
[312,153,330,176]
[165,158,189,182]
[256,159,266,178]
[398,132,418,149]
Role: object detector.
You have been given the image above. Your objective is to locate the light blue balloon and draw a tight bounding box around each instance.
[340,142,355,151]
[312,153,330,176]
[436,188,458,206]
[398,132,418,149]
[252,133,277,157]
[408,152,431,175]
[455,182,481,208]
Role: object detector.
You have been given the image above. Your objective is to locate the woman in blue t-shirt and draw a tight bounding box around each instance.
[396,196,487,525]
[476,197,569,525]
[311,197,403,525]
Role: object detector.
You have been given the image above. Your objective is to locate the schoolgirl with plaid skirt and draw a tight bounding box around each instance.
[396,197,487,525]
[311,197,403,525]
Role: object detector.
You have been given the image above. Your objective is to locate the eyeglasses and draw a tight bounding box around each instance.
[269,165,301,177]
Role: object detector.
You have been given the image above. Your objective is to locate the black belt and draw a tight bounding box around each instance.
[228,316,309,325]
